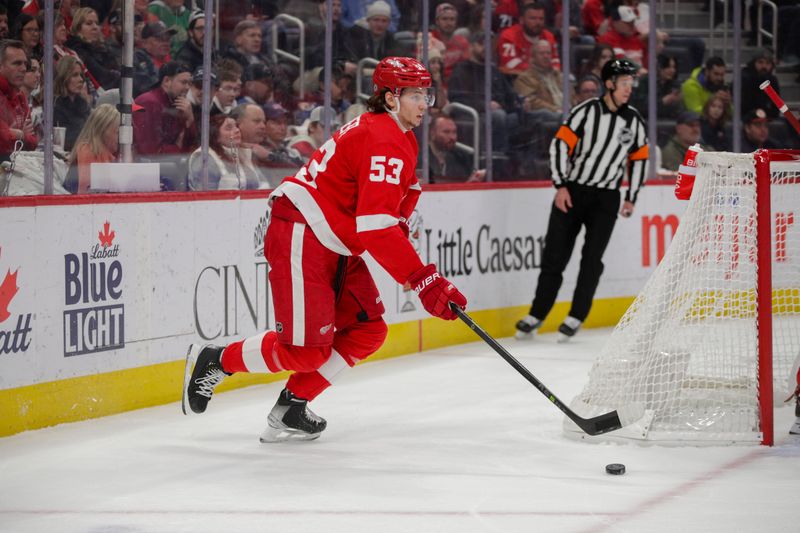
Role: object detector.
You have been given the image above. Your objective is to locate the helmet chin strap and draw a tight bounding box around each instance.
[387,89,407,130]
[389,89,402,116]
[607,79,622,110]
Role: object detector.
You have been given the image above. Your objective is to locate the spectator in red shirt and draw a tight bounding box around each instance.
[430,3,469,80]
[0,40,36,161]
[133,61,197,156]
[581,0,607,36]
[495,0,519,30]
[497,1,560,76]
[597,4,646,69]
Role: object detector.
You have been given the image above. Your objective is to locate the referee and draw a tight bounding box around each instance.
[515,58,648,341]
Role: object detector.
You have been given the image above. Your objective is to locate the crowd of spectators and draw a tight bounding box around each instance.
[0,0,799,193]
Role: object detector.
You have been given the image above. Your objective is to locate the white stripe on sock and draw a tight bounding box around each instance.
[242,332,270,373]
[317,349,349,384]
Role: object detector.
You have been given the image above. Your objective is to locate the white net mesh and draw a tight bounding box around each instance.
[565,151,800,444]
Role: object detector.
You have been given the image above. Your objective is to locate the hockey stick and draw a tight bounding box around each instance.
[449,303,624,436]
[760,80,800,135]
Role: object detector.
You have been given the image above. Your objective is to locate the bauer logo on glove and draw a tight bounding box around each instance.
[408,264,467,320]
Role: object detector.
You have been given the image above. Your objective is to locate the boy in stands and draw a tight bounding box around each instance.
[182,57,467,442]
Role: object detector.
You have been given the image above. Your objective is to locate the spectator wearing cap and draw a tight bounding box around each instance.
[238,63,274,106]
[211,68,241,116]
[288,106,340,160]
[54,55,92,153]
[344,0,399,61]
[682,56,731,115]
[133,21,176,97]
[625,0,704,71]
[133,61,196,156]
[741,48,780,119]
[742,108,779,152]
[0,40,37,161]
[596,4,645,67]
[431,3,469,80]
[259,101,304,185]
[174,11,215,73]
[497,2,560,76]
[513,39,566,122]
[449,31,520,155]
[66,7,120,90]
[147,0,191,56]
[187,66,218,124]
[700,94,732,152]
[661,110,707,172]
[306,0,356,73]
[341,0,400,33]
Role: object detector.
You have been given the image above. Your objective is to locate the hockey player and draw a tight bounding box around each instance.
[515,58,648,342]
[182,56,467,442]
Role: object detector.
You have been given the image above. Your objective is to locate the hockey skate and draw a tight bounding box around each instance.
[260,389,327,442]
[182,344,228,415]
[557,316,582,343]
[514,316,542,340]
[791,394,800,436]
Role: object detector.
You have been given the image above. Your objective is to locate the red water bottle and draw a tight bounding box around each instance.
[675,144,703,200]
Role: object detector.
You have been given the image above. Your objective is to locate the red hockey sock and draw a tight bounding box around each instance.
[221,331,281,374]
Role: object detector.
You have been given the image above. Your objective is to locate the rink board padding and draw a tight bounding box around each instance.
[0,182,682,436]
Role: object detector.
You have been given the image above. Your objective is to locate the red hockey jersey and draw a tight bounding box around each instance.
[497,25,561,74]
[271,112,424,284]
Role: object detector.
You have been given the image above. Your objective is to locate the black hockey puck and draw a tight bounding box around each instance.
[605,463,626,475]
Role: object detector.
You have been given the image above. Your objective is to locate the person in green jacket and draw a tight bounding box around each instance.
[147,0,191,57]
[681,56,731,115]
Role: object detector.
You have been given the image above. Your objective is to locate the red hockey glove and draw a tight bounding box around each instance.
[408,264,467,320]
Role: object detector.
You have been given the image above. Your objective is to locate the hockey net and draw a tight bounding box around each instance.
[564,150,800,445]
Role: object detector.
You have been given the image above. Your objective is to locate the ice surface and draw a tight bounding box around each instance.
[0,328,796,533]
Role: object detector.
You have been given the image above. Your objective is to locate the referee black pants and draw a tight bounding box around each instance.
[529,183,621,323]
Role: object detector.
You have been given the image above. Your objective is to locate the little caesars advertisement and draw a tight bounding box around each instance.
[0,184,683,390]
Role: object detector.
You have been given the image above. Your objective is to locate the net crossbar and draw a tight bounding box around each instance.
[564,151,800,445]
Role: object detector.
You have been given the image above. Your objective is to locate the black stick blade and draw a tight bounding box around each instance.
[571,410,622,436]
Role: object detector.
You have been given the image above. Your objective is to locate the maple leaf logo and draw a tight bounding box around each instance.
[98,221,115,248]
[0,247,19,323]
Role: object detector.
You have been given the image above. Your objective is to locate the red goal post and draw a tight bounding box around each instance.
[564,149,800,446]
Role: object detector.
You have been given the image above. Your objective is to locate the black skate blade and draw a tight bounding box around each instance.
[181,344,201,416]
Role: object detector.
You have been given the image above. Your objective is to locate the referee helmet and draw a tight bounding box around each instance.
[601,58,639,82]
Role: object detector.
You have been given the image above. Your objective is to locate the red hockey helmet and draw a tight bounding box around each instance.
[373,56,432,93]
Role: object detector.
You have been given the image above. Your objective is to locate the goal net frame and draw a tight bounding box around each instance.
[564,149,800,446]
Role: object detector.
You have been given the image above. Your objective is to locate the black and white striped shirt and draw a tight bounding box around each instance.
[549,97,648,203]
